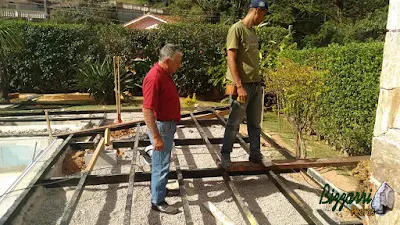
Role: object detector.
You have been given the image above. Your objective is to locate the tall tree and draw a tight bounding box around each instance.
[193,0,230,23]
[0,26,23,101]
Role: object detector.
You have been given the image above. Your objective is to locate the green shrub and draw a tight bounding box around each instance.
[74,57,134,104]
[281,42,384,155]
[267,58,326,158]
[147,23,229,96]
[0,20,289,98]
[6,21,101,93]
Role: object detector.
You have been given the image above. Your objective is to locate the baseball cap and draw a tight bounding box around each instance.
[249,0,272,14]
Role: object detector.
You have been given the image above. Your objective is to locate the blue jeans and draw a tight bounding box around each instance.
[147,121,176,205]
[221,83,262,156]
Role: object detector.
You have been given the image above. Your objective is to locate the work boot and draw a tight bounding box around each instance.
[249,154,273,167]
[151,201,180,214]
[166,188,180,197]
[221,154,231,169]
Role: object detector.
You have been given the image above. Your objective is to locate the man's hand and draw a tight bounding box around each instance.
[143,108,165,151]
[237,86,248,103]
[153,135,165,151]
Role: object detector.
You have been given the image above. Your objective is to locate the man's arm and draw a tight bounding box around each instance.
[227,49,247,101]
[143,108,164,151]
[227,49,241,87]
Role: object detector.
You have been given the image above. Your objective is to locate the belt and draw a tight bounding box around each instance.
[243,82,261,86]
[156,119,176,122]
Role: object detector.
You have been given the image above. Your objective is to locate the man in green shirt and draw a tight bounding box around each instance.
[221,0,272,168]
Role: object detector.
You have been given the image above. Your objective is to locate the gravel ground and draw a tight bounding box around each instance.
[17,117,345,225]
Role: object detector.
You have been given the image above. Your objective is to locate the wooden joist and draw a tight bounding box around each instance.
[54,107,229,138]
[228,156,370,171]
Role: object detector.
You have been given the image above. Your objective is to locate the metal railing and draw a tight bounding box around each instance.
[0,9,46,19]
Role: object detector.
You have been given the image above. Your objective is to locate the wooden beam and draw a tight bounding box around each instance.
[105,128,111,146]
[228,156,370,171]
[59,137,105,225]
[210,109,324,225]
[195,110,229,120]
[41,167,300,188]
[123,125,140,225]
[0,116,105,122]
[85,138,105,172]
[172,147,193,225]
[266,171,324,225]
[112,137,250,149]
[0,106,229,117]
[203,201,234,225]
[190,113,259,225]
[54,107,228,138]
[70,141,95,150]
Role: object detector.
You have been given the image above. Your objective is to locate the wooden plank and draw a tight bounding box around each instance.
[203,201,235,225]
[59,138,105,225]
[85,138,105,172]
[195,110,229,120]
[123,125,140,225]
[0,116,105,122]
[211,109,324,225]
[172,147,193,225]
[54,107,227,138]
[212,108,295,160]
[112,137,250,149]
[0,106,229,117]
[41,168,300,188]
[228,156,369,171]
[260,130,296,160]
[70,141,95,150]
[105,128,111,146]
[266,171,324,225]
[316,209,363,225]
[190,113,259,225]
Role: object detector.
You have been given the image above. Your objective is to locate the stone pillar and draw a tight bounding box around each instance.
[370,0,400,224]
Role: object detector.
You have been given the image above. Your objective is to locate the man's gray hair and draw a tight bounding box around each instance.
[159,44,182,62]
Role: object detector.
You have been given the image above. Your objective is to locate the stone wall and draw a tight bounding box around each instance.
[370,0,400,224]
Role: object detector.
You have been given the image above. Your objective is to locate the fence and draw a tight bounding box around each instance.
[0,9,46,19]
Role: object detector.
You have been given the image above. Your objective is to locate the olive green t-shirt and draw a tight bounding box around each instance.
[226,21,260,83]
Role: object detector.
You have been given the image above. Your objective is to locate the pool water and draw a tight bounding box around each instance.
[0,145,36,169]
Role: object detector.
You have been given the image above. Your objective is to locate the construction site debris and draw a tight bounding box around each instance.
[62,151,86,175]
[110,128,136,139]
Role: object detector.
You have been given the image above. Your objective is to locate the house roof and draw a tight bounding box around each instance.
[123,13,182,28]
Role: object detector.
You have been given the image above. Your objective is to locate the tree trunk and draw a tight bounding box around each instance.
[0,64,9,102]
[210,11,221,24]
[295,129,300,158]
[299,130,307,159]
[296,127,307,159]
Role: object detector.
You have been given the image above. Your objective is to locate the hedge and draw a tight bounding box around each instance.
[1,20,288,96]
[5,21,101,93]
[281,42,384,155]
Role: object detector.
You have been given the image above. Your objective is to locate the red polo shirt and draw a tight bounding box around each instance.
[142,63,181,121]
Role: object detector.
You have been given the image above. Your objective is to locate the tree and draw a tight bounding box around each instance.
[192,0,230,23]
[266,58,326,158]
[0,25,23,101]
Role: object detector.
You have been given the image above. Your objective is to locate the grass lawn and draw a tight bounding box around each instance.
[0,96,228,114]
[262,111,342,159]
[66,97,227,111]
[262,111,356,190]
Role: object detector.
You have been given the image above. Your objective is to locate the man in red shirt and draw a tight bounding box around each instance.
[142,44,182,214]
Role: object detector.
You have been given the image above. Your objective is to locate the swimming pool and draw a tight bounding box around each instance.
[0,144,36,169]
[0,137,49,196]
